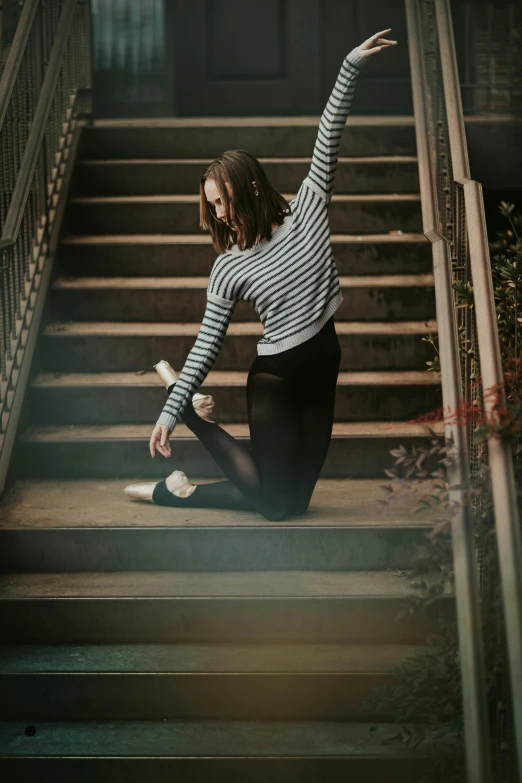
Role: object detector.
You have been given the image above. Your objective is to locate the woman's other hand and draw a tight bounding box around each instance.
[358,28,397,58]
[150,424,172,458]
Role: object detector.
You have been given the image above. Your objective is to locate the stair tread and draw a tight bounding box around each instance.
[0,719,459,758]
[0,642,427,673]
[53,274,435,289]
[32,370,441,387]
[0,477,441,529]
[62,232,429,244]
[72,193,421,204]
[43,320,437,336]
[0,569,448,599]
[90,115,416,127]
[79,155,419,165]
[21,421,443,441]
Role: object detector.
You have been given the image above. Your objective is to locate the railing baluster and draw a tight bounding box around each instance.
[0,0,92,480]
[406,1,494,780]
[435,2,522,778]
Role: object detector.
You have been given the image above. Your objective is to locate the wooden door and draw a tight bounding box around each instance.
[169,0,412,116]
[170,0,322,115]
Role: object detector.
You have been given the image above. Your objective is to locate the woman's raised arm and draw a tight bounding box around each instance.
[304,29,397,204]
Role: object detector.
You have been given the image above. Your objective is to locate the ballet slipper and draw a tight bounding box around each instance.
[124,470,197,504]
[124,482,158,502]
[165,469,197,498]
[154,360,216,422]
[191,393,215,422]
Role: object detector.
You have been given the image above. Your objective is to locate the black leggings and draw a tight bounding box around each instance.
[152,315,341,521]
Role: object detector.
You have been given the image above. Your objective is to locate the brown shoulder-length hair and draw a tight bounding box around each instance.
[200,149,291,253]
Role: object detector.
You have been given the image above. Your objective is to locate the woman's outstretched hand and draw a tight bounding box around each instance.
[358,28,398,58]
[150,424,172,458]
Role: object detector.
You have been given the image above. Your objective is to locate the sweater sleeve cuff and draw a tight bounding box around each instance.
[157,411,177,431]
[345,46,367,70]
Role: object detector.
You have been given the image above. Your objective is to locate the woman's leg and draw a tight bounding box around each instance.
[178,400,263,503]
[288,360,340,514]
[154,365,303,520]
[153,317,340,520]
[289,325,342,514]
[245,369,304,520]
[152,476,257,511]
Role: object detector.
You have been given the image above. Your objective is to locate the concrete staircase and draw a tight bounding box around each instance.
[0,117,460,780]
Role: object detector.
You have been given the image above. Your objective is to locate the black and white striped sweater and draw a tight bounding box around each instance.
[157,45,367,431]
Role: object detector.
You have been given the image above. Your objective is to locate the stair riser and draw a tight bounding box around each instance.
[81,125,417,159]
[51,285,436,323]
[76,160,420,196]
[0,757,452,783]
[40,333,435,372]
[0,528,433,572]
[67,200,423,235]
[29,383,442,425]
[0,597,453,643]
[19,434,436,479]
[59,240,433,277]
[0,672,404,721]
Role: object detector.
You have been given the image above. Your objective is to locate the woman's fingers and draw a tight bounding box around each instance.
[358,41,398,58]
[359,28,391,49]
[359,28,397,53]
[159,426,171,458]
[149,424,172,459]
[161,441,172,458]
[150,426,159,458]
[155,440,168,458]
[150,425,172,458]
[369,28,393,42]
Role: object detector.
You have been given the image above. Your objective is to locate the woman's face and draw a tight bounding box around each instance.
[204,178,236,228]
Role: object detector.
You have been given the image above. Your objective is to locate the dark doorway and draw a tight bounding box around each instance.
[92,0,413,118]
[170,0,412,116]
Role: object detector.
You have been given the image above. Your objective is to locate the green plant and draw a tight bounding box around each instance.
[359,202,522,782]
[489,202,522,358]
[422,334,441,373]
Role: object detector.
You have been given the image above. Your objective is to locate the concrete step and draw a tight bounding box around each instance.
[59,233,433,277]
[0,642,427,720]
[0,476,436,571]
[18,421,443,479]
[67,194,423,235]
[0,719,461,782]
[80,117,417,159]
[29,370,442,425]
[0,570,453,643]
[0,477,442,528]
[51,275,436,323]
[75,156,420,196]
[0,524,443,572]
[40,320,438,373]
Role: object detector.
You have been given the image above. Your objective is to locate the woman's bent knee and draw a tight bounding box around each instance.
[260,504,291,522]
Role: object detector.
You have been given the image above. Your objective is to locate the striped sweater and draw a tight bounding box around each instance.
[157,45,368,431]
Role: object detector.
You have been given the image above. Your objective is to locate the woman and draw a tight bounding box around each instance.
[127,29,398,521]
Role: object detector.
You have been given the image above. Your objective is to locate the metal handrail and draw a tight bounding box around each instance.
[0,0,91,492]
[405,1,492,780]
[0,0,39,130]
[436,0,522,776]
[0,0,77,256]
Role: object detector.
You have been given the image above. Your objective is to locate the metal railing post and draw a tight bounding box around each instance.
[405,1,493,780]
[435,1,522,777]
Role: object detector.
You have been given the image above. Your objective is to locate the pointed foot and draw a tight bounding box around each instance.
[124,483,158,502]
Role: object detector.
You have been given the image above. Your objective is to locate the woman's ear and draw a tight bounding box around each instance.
[252,180,259,197]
